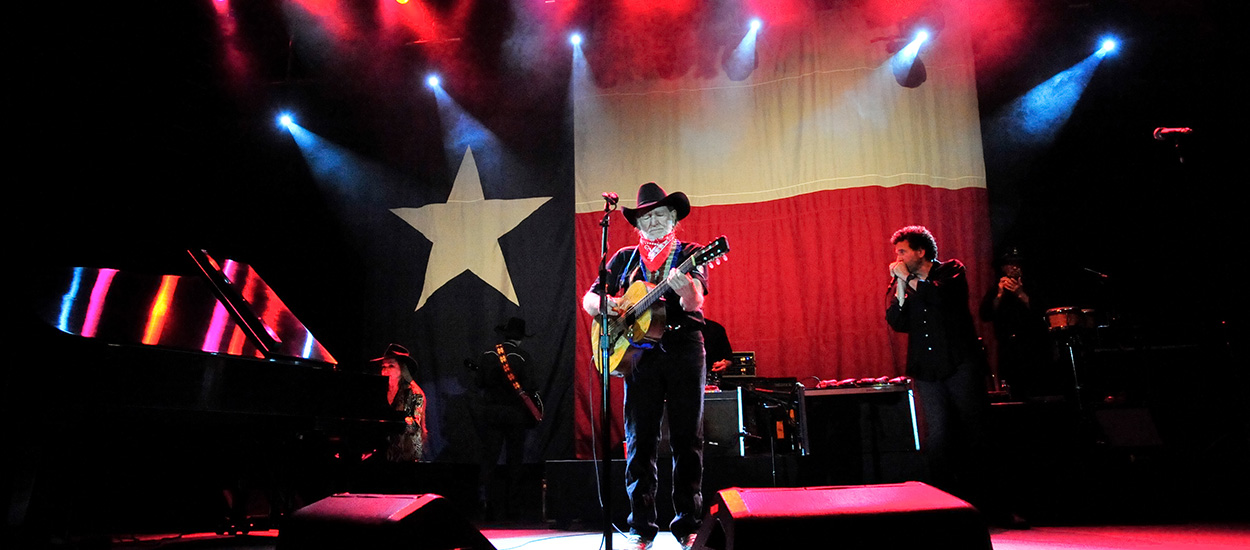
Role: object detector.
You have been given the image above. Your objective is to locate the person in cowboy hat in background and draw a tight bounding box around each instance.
[581,182,709,550]
[373,344,427,462]
[471,317,541,522]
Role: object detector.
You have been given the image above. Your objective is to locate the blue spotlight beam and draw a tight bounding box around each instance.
[569,31,592,102]
[989,48,1110,148]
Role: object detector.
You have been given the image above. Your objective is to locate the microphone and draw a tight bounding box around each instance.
[602,192,619,205]
[1153,127,1193,140]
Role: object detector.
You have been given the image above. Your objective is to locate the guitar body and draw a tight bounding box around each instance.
[592,280,668,376]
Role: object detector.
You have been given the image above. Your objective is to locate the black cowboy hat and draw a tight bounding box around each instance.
[495,317,533,340]
[622,182,691,227]
[372,343,419,373]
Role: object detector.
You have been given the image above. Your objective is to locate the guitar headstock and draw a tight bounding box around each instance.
[693,236,730,269]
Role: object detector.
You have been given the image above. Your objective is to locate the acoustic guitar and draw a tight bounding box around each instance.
[592,236,730,376]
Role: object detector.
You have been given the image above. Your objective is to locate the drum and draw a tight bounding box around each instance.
[1045,307,1095,332]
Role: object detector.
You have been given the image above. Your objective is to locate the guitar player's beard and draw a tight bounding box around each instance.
[639,220,675,240]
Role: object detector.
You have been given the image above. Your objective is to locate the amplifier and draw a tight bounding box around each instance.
[722,352,756,377]
[659,387,746,457]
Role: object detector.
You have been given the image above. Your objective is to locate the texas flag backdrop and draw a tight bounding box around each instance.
[571,7,993,458]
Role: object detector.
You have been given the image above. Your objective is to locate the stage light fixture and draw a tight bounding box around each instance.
[875,9,942,89]
[900,33,928,59]
[570,33,582,46]
[889,31,930,88]
[1097,37,1118,56]
[278,112,294,129]
[427,74,440,88]
[722,16,761,81]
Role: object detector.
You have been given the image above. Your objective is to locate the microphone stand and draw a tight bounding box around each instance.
[596,197,617,550]
[744,387,795,487]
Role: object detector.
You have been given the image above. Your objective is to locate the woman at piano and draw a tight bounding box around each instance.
[375,344,427,462]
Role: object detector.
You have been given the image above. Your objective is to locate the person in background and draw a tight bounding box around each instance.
[702,318,733,386]
[979,248,1048,399]
[374,344,426,462]
[472,317,541,521]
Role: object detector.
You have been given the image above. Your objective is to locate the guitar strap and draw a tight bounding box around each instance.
[495,343,544,423]
[619,248,639,291]
[494,343,519,386]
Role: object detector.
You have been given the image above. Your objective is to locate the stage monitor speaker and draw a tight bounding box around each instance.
[1094,408,1162,448]
[691,482,990,550]
[278,493,496,550]
[798,385,921,484]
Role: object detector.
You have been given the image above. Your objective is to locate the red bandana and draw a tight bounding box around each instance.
[639,233,676,273]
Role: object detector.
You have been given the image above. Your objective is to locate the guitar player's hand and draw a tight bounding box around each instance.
[667,268,692,292]
[581,291,620,317]
[668,268,704,312]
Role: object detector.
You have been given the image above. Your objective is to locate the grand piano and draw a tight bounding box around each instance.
[11,250,398,539]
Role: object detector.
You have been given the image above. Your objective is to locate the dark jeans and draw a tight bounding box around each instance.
[623,332,706,540]
[472,403,529,510]
[913,360,989,504]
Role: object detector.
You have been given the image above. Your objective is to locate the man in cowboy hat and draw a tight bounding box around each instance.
[372,344,426,462]
[581,182,708,550]
[472,317,540,520]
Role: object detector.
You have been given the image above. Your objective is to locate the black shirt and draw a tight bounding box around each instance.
[885,259,983,381]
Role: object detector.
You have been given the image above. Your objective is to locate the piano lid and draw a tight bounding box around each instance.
[40,250,337,365]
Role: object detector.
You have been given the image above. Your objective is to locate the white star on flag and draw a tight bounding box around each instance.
[391,147,551,311]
